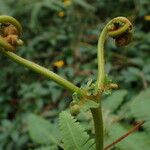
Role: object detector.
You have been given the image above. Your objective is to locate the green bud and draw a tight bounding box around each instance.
[70,104,80,116]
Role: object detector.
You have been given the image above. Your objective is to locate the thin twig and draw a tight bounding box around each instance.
[104,121,144,150]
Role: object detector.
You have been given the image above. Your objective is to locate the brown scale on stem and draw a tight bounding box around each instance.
[115,32,133,47]
[1,23,22,48]
[0,23,23,52]
[108,17,133,47]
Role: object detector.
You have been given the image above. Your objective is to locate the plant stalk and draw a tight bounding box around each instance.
[91,100,103,150]
[93,26,108,150]
[95,17,132,150]
[97,26,107,89]
[0,48,83,94]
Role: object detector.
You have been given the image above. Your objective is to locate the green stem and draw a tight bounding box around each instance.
[0,48,83,94]
[95,17,132,150]
[97,26,108,89]
[96,17,132,89]
[94,24,108,150]
[91,100,103,150]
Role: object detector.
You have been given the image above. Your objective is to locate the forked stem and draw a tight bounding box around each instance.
[0,15,134,150]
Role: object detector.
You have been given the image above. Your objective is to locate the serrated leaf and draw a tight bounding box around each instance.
[59,111,95,150]
[27,114,61,146]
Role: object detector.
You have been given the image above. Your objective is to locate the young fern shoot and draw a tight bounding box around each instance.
[0,15,139,150]
[97,17,132,90]
[0,15,84,95]
[91,17,133,150]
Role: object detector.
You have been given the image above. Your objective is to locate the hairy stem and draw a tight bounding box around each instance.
[0,48,83,94]
[91,99,103,150]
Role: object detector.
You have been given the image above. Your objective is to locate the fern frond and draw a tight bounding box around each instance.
[59,111,95,150]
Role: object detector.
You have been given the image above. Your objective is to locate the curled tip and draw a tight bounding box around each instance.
[107,17,133,47]
[115,32,133,47]
[0,15,23,52]
[0,15,22,35]
[107,17,132,37]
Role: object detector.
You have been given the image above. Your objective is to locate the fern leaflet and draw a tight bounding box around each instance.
[59,111,95,150]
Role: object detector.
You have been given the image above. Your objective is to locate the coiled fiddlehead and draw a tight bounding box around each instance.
[97,17,133,90]
[0,15,83,94]
[0,15,23,52]
[92,17,133,150]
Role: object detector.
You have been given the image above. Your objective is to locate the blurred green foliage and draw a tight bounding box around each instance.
[0,0,150,149]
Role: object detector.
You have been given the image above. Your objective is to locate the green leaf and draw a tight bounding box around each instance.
[59,111,95,150]
[27,114,61,146]
[128,88,150,131]
[106,123,150,150]
[103,90,127,112]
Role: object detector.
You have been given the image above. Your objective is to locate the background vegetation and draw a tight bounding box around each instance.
[0,0,150,150]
